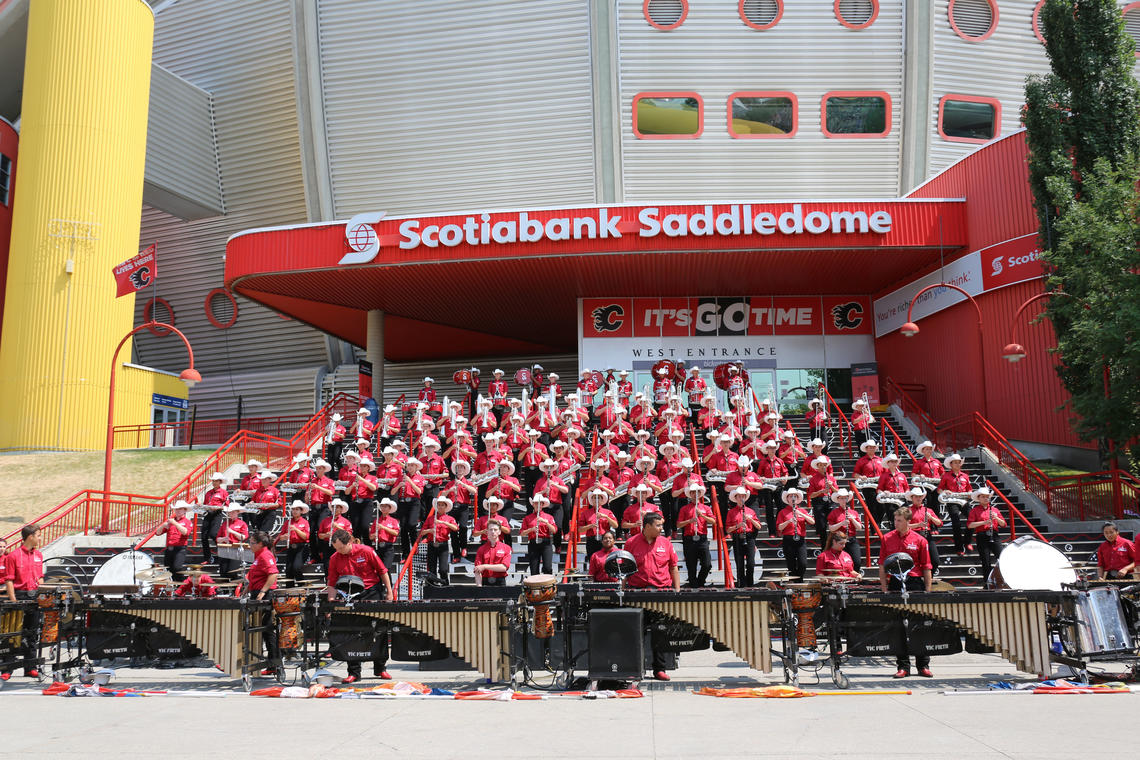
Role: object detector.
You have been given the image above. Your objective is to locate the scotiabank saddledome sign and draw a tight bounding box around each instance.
[336,201,938,266]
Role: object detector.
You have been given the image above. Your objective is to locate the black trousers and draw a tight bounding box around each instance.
[200,510,223,563]
[975,531,1001,583]
[659,493,677,536]
[375,543,397,584]
[810,497,830,546]
[349,498,375,544]
[309,505,330,563]
[326,442,345,473]
[396,497,422,556]
[761,490,779,536]
[583,536,603,571]
[252,508,278,535]
[427,541,450,585]
[163,545,187,582]
[285,544,308,585]
[945,502,968,553]
[682,536,711,588]
[527,539,553,575]
[861,488,884,527]
[917,531,940,572]
[782,535,807,580]
[888,575,930,671]
[346,583,389,678]
[731,532,756,586]
[843,537,863,574]
[450,505,470,557]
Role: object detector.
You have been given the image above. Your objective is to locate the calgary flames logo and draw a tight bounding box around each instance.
[591,304,625,333]
[129,266,152,290]
[831,301,864,330]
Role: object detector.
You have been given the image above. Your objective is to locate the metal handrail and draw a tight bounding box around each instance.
[986,478,1048,543]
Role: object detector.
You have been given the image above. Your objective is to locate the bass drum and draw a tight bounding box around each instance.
[514,367,532,388]
[992,536,1077,591]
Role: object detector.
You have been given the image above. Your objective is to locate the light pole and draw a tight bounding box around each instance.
[101,321,201,534]
[899,283,988,419]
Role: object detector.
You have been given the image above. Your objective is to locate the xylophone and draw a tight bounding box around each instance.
[83,597,272,684]
[824,589,1067,683]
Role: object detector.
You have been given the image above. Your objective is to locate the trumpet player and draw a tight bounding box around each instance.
[826,489,864,573]
[851,399,874,444]
[905,487,943,573]
[937,453,974,555]
[756,440,788,536]
[967,488,1006,581]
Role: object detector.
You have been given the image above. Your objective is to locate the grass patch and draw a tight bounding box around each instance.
[0,449,209,527]
[1031,460,1089,479]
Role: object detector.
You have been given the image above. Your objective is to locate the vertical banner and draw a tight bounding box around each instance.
[850,362,880,405]
[358,360,373,400]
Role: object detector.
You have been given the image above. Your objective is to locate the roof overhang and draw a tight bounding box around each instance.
[225,199,967,358]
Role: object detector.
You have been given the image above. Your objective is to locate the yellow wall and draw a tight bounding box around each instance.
[0,0,154,450]
[116,364,189,448]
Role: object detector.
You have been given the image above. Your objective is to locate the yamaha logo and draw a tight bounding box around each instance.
[339,212,386,265]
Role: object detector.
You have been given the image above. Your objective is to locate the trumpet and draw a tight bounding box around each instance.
[852,476,879,490]
[875,491,907,507]
[938,491,970,508]
[912,474,941,491]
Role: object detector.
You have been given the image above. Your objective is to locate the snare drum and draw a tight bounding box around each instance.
[785,582,823,648]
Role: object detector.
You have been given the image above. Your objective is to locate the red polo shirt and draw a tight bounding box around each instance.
[776,506,809,538]
[625,533,678,589]
[327,543,388,590]
[521,511,557,540]
[162,516,192,548]
[816,549,856,578]
[245,546,279,592]
[422,512,458,543]
[1097,536,1135,573]
[589,548,619,582]
[5,546,43,591]
[475,541,513,579]
[879,529,932,577]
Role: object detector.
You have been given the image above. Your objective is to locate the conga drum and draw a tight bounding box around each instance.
[522,574,558,639]
[785,582,823,648]
[37,591,59,646]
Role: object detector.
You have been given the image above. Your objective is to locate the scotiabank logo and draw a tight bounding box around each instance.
[990,256,1003,276]
[339,212,386,265]
[979,236,1046,291]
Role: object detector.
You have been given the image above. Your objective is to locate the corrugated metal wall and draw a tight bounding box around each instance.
[616,1,905,200]
[189,365,322,420]
[143,63,224,219]
[875,278,1091,450]
[928,0,1051,173]
[316,0,597,217]
[322,354,579,408]
[132,0,329,414]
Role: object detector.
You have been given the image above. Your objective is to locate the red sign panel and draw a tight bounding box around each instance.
[113,243,157,298]
[979,234,1045,292]
[822,295,872,335]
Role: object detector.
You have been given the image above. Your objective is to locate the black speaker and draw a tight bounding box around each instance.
[588,608,643,679]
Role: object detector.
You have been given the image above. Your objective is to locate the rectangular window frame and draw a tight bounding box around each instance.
[727,91,799,139]
[820,90,892,139]
[937,93,1001,144]
[633,92,704,140]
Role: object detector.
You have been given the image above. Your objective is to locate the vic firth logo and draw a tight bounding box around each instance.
[830,301,863,330]
[592,304,625,332]
[340,212,386,265]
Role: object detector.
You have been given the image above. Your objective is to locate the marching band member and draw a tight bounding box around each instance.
[630,429,657,464]
[418,496,458,585]
[473,496,512,545]
[370,499,401,582]
[805,398,828,438]
[530,363,545,396]
[756,440,787,536]
[306,459,336,561]
[347,457,379,541]
[802,439,831,479]
[249,470,282,534]
[337,450,361,484]
[875,453,909,521]
[389,438,410,465]
[905,487,943,573]
[318,499,353,561]
[517,427,548,496]
[175,569,217,598]
[937,453,973,555]
[776,488,812,581]
[240,459,265,491]
[816,529,859,579]
[216,504,250,578]
[684,366,706,424]
[911,440,944,524]
[726,487,762,587]
[726,365,746,411]
[419,439,447,510]
[854,439,886,524]
[758,411,779,442]
[587,531,620,583]
[393,458,426,555]
[725,455,764,520]
[324,414,347,472]
[441,460,477,560]
[156,500,192,581]
[670,457,703,515]
[472,398,497,450]
[621,484,662,535]
[288,452,314,486]
[199,472,230,565]
[577,369,597,418]
[533,459,569,539]
[244,530,279,603]
[487,459,522,519]
[677,483,714,587]
[967,488,1006,581]
[283,500,311,586]
[652,367,672,412]
[879,506,933,678]
[350,407,375,446]
[545,372,563,401]
[826,489,864,573]
[1,525,43,680]
[806,456,838,545]
[526,396,556,447]
[1095,521,1135,580]
[629,392,656,431]
[851,399,874,443]
[625,511,680,681]
[697,394,719,433]
[740,424,765,462]
[521,494,558,575]
[418,376,437,411]
[489,369,509,414]
[377,404,401,448]
[474,521,512,587]
[563,426,588,466]
[326,529,392,683]
[608,450,636,513]
[579,458,616,502]
[616,370,633,408]
[579,488,618,564]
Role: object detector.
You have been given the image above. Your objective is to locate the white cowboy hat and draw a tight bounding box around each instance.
[944,453,963,467]
[883,453,900,463]
[831,489,852,502]
[452,459,471,472]
[433,495,453,507]
[485,496,504,507]
[358,458,375,468]
[292,453,309,464]
[246,459,263,468]
[539,458,556,469]
[423,377,434,383]
[224,503,244,514]
[331,498,349,510]
[209,472,226,481]
[808,398,823,407]
[908,487,926,498]
[497,460,516,474]
[587,488,607,502]
[355,437,371,446]
[344,450,361,461]
[357,407,370,416]
[314,459,331,470]
[290,500,310,513]
[493,368,504,375]
[171,500,189,511]
[809,438,825,449]
[330,413,343,423]
[383,404,396,413]
[530,494,550,504]
[737,456,751,468]
[812,456,830,468]
[730,486,749,499]
[916,441,935,453]
[685,482,706,494]
[860,439,879,453]
[405,457,423,468]
[619,369,629,376]
[378,498,396,509]
[680,457,695,468]
[781,488,804,503]
[972,487,993,500]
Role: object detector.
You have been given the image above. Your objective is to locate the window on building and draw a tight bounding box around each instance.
[739,0,783,31]
[728,93,797,138]
[835,0,879,30]
[822,92,891,137]
[1124,4,1140,57]
[939,95,1000,143]
[644,0,688,31]
[949,0,998,41]
[633,93,703,138]
[0,155,11,207]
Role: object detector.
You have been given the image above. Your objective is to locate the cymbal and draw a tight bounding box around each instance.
[135,567,174,582]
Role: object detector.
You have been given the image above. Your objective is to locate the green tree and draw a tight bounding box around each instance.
[1023,0,1140,466]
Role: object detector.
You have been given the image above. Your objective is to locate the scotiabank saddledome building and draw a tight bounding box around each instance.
[6,0,1135,462]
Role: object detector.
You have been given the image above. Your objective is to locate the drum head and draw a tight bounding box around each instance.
[604,550,638,579]
[996,536,1076,591]
[882,551,914,578]
[92,551,153,593]
[335,575,365,596]
[523,574,557,588]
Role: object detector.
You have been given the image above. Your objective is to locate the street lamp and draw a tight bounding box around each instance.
[101,320,201,534]
[899,282,988,418]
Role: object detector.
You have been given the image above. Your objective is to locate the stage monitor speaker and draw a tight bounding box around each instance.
[588,608,643,679]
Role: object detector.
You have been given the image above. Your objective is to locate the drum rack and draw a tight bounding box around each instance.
[1049,581,1140,681]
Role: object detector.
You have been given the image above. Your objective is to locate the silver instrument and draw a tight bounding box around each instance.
[760,475,793,491]
[797,476,810,489]
[875,491,907,507]
[471,470,497,487]
[230,489,254,502]
[333,480,349,491]
[706,469,731,483]
[852,476,879,490]
[912,474,941,491]
[937,491,970,508]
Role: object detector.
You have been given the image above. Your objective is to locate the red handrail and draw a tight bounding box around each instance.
[878,417,916,464]
[689,426,734,588]
[816,384,852,457]
[561,486,585,582]
[986,478,1048,543]
[397,501,439,600]
[851,488,884,566]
